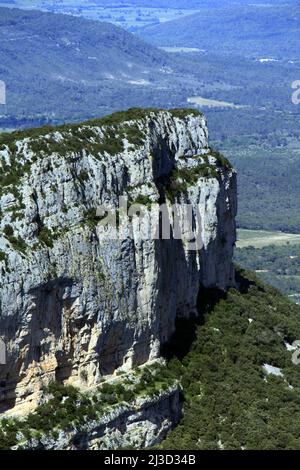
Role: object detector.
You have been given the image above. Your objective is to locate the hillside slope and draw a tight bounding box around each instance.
[138,3,300,58]
[0,7,202,129]
[160,269,300,450]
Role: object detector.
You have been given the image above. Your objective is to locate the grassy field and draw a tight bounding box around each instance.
[187,96,245,109]
[237,229,300,248]
[235,230,300,304]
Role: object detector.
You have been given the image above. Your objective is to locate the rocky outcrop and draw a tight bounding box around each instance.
[17,384,181,450]
[0,108,237,416]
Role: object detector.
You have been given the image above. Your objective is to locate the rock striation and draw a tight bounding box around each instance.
[0,108,237,416]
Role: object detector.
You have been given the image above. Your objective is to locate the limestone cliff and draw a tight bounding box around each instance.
[0,108,237,414]
[16,381,181,450]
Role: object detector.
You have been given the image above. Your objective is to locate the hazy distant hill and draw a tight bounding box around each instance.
[138,3,300,58]
[3,1,299,34]
[0,7,201,128]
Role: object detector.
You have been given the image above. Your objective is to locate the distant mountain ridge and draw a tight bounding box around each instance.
[138,3,300,58]
[0,7,201,129]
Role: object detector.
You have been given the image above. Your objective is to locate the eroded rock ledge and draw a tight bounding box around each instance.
[4,360,181,450]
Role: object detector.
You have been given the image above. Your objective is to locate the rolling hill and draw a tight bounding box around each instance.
[0,7,202,129]
[138,3,300,59]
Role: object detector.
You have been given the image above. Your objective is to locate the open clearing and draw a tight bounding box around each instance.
[187,96,246,109]
[237,229,300,248]
[160,47,204,53]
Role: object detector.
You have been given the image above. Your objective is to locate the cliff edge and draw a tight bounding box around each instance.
[0,108,237,414]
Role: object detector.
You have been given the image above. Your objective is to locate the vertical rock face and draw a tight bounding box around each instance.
[0,109,237,412]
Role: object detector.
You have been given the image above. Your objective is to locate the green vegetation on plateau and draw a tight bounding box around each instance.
[0,107,202,148]
[0,108,202,200]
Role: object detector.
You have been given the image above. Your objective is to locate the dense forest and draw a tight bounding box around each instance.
[160,269,300,449]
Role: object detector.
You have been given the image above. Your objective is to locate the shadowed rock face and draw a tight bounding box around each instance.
[0,109,237,413]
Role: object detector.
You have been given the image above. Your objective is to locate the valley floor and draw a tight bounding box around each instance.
[235,230,300,304]
[237,229,300,249]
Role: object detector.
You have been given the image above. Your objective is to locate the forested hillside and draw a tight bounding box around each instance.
[139,3,300,58]
[0,7,201,129]
[161,269,300,450]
